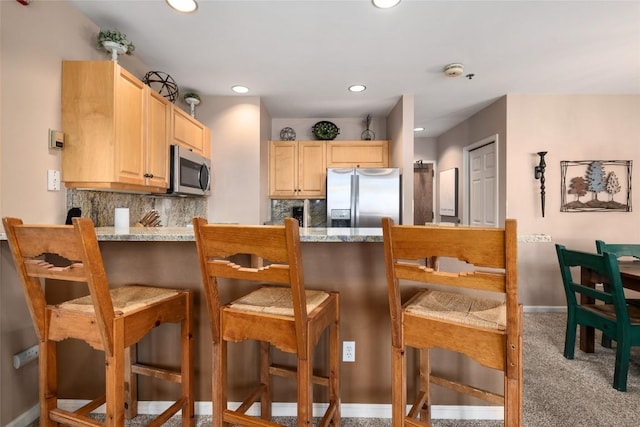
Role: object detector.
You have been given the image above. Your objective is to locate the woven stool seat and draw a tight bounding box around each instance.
[407,289,506,331]
[230,286,329,316]
[60,285,180,314]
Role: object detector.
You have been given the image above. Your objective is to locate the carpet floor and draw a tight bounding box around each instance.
[27,312,640,426]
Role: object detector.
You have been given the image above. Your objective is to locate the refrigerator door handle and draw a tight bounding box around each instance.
[351,173,359,227]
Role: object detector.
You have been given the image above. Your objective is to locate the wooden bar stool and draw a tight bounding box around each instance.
[2,217,194,427]
[193,217,340,427]
[381,218,523,426]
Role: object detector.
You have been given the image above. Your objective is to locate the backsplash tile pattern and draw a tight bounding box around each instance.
[270,199,327,226]
[67,190,207,227]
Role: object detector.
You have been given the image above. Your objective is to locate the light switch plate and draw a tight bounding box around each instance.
[47,169,60,191]
[49,129,64,149]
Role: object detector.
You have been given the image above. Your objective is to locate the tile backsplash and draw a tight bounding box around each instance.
[270,199,327,226]
[67,190,207,227]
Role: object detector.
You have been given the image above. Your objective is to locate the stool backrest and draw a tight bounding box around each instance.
[382,218,518,346]
[2,217,116,354]
[192,217,308,353]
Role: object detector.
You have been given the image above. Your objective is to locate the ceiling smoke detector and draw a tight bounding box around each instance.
[443,63,464,77]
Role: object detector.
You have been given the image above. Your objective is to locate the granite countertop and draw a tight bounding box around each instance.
[89,226,383,243]
[0,227,550,243]
[0,227,384,243]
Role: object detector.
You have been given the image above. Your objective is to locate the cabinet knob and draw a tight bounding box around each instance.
[144,173,154,178]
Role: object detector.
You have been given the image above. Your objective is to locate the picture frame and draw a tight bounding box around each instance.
[560,160,632,212]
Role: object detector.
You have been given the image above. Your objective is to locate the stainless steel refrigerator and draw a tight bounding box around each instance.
[326,168,401,227]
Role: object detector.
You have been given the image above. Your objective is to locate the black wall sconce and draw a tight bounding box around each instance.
[534,151,548,217]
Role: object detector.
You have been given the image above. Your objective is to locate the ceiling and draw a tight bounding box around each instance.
[68,0,640,138]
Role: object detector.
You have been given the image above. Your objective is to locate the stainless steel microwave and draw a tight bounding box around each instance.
[168,145,211,196]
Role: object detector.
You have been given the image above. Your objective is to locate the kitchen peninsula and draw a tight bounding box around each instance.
[0,226,502,409]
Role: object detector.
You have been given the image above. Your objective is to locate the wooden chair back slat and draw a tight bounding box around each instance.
[11,224,86,261]
[388,224,507,269]
[209,261,291,284]
[195,224,289,262]
[394,263,506,293]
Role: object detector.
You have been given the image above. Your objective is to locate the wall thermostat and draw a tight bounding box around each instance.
[49,129,64,149]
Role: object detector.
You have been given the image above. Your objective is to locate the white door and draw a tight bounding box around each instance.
[468,142,497,226]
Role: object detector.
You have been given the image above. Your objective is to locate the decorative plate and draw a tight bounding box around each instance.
[280,127,296,141]
[312,121,340,140]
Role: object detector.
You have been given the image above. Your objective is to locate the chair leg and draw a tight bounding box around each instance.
[212,339,227,427]
[391,344,407,426]
[105,322,125,427]
[181,293,194,426]
[418,348,431,423]
[504,308,523,427]
[260,341,272,420]
[329,315,341,425]
[124,345,138,420]
[613,338,631,391]
[297,347,313,427]
[564,309,576,359]
[40,339,57,427]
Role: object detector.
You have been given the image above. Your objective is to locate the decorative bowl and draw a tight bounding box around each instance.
[312,121,340,140]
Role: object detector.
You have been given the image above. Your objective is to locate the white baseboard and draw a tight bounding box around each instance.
[52,400,503,420]
[524,305,566,313]
[6,404,39,427]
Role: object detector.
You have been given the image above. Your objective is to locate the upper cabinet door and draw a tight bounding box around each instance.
[115,67,146,185]
[297,141,326,197]
[326,140,389,168]
[147,90,171,189]
[173,107,207,156]
[269,141,326,199]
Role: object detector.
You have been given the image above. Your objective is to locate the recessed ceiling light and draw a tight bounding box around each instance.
[414,127,425,132]
[372,0,401,9]
[166,0,198,13]
[348,84,366,93]
[231,85,249,94]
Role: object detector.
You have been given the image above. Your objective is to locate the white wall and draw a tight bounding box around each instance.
[414,136,437,162]
[200,96,264,225]
[387,95,415,225]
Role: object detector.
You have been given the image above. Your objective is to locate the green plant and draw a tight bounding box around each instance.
[97,29,135,55]
[183,92,201,102]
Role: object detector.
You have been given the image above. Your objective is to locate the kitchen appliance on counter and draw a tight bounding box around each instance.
[168,144,211,196]
[326,167,401,227]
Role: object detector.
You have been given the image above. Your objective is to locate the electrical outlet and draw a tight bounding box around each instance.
[13,344,39,369]
[343,341,355,362]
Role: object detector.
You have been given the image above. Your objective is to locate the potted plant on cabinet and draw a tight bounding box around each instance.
[183,92,201,118]
[97,29,135,62]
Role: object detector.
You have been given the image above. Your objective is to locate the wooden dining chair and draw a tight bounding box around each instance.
[2,217,194,427]
[556,244,640,391]
[192,217,340,427]
[381,218,522,426]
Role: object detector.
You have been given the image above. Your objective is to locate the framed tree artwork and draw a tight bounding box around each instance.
[560,160,632,212]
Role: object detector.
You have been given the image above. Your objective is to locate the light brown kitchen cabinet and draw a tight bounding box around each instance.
[326,140,389,168]
[172,107,210,158]
[62,61,170,193]
[269,141,326,199]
